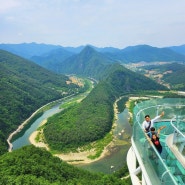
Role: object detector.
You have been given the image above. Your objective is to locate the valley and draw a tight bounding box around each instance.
[0,43,185,184]
[124,61,185,89]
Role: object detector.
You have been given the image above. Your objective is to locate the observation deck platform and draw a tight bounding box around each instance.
[127,98,185,185]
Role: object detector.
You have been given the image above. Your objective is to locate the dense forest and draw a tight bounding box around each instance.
[0,145,131,184]
[139,62,185,90]
[31,48,74,72]
[44,81,116,151]
[0,49,131,184]
[0,46,180,184]
[56,46,114,76]
[0,49,79,154]
[44,64,167,152]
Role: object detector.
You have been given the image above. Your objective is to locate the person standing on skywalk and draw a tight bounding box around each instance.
[142,111,164,133]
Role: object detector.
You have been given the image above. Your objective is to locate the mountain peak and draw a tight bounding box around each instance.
[81,45,96,53]
[78,45,98,59]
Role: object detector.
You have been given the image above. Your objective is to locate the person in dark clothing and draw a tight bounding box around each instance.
[147,126,166,154]
[151,134,162,154]
[147,126,166,139]
[147,127,157,139]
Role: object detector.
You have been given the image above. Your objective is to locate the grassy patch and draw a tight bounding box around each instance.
[35,132,41,143]
[87,132,113,159]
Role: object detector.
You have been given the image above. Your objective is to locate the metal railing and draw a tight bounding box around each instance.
[132,99,185,185]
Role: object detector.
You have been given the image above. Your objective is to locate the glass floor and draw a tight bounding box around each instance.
[132,98,185,185]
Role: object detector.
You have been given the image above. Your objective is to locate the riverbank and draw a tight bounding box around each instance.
[29,98,121,164]
[29,129,115,164]
[7,92,84,152]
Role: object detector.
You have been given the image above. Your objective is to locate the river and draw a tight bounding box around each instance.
[12,103,62,150]
[77,109,132,174]
[12,102,132,174]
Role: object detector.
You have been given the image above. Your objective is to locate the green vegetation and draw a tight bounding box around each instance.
[117,97,129,113]
[0,49,79,154]
[59,78,93,109]
[0,46,177,184]
[138,62,185,90]
[11,112,44,142]
[44,81,116,152]
[105,64,167,95]
[87,132,112,159]
[31,48,74,73]
[43,64,167,153]
[57,46,115,79]
[0,145,131,185]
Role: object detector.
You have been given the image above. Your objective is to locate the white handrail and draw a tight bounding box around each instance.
[170,118,185,139]
[133,104,185,185]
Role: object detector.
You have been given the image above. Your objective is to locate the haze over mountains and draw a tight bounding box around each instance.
[0,42,185,62]
[1,42,185,80]
[0,43,168,154]
[0,42,184,183]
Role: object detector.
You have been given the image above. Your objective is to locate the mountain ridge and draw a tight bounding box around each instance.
[0,49,78,154]
[105,44,185,62]
[56,45,115,77]
[1,43,185,63]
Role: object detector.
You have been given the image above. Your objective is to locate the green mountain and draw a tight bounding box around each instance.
[0,43,119,58]
[31,48,74,73]
[43,63,167,152]
[0,49,77,154]
[0,43,63,59]
[168,44,185,56]
[57,46,114,77]
[29,45,185,76]
[0,44,174,184]
[105,45,185,63]
[0,145,130,184]
[140,62,185,90]
[1,43,185,68]
[105,64,167,94]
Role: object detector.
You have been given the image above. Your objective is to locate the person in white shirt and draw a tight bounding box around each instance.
[142,111,164,133]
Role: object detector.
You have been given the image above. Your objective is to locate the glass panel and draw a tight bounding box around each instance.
[132,98,185,185]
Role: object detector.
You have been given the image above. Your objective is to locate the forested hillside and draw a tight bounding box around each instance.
[0,145,130,184]
[56,46,114,76]
[0,46,169,184]
[105,64,167,93]
[31,48,74,72]
[139,62,185,90]
[29,45,185,78]
[104,45,185,63]
[1,43,185,65]
[0,49,78,154]
[0,48,133,185]
[168,44,185,56]
[44,63,167,151]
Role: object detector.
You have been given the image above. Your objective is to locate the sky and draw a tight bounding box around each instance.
[1,0,185,49]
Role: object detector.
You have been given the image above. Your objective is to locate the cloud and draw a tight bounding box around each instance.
[0,0,20,13]
[0,0,185,48]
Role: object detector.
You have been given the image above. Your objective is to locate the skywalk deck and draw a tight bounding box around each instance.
[127,99,185,185]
